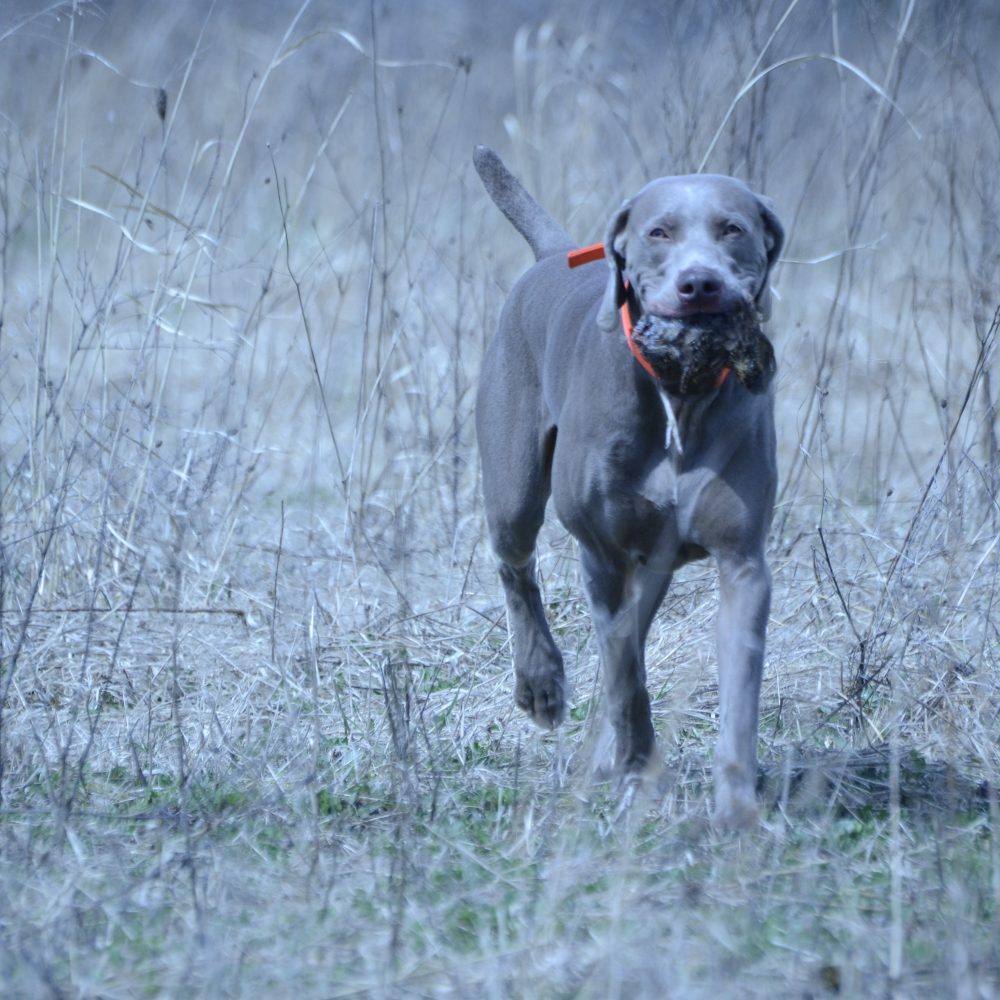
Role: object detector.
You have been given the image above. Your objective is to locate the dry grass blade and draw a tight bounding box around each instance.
[698,52,922,173]
[64,196,161,252]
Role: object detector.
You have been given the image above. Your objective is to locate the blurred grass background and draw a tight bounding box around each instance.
[0,1,998,996]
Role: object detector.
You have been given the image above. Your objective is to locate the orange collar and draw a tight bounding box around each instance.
[569,243,729,391]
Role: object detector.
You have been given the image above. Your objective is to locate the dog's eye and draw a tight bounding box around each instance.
[648,226,669,240]
[723,222,744,237]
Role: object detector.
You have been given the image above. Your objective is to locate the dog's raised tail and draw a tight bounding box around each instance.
[474,146,574,262]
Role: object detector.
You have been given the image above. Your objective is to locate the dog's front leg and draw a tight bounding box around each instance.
[581,550,671,775]
[498,558,566,729]
[713,552,771,829]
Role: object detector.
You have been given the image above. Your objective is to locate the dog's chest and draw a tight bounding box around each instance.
[553,429,706,563]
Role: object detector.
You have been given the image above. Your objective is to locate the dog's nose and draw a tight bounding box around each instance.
[676,267,723,307]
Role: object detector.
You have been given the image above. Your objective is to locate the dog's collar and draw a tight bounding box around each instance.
[568,244,729,391]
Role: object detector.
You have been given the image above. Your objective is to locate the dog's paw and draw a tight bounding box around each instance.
[612,773,642,819]
[514,664,566,729]
[712,783,760,831]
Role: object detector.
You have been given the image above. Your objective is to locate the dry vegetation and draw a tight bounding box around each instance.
[1,0,998,996]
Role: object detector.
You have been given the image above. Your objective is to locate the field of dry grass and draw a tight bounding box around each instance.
[1,0,998,996]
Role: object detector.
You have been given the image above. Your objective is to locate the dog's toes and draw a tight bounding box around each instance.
[514,669,566,729]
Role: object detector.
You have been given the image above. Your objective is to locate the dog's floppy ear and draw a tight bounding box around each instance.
[754,194,784,322]
[597,199,632,332]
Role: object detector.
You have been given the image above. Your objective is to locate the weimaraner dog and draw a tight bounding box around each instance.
[473,146,784,829]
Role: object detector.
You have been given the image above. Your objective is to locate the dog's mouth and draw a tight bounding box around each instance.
[639,302,762,338]
[630,303,774,396]
[648,305,742,320]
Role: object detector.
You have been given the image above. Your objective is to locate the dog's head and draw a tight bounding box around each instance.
[597,174,784,332]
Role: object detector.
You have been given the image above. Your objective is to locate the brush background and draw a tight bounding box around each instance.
[1,1,998,996]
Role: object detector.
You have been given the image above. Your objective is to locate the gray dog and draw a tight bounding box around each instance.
[474,146,783,828]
